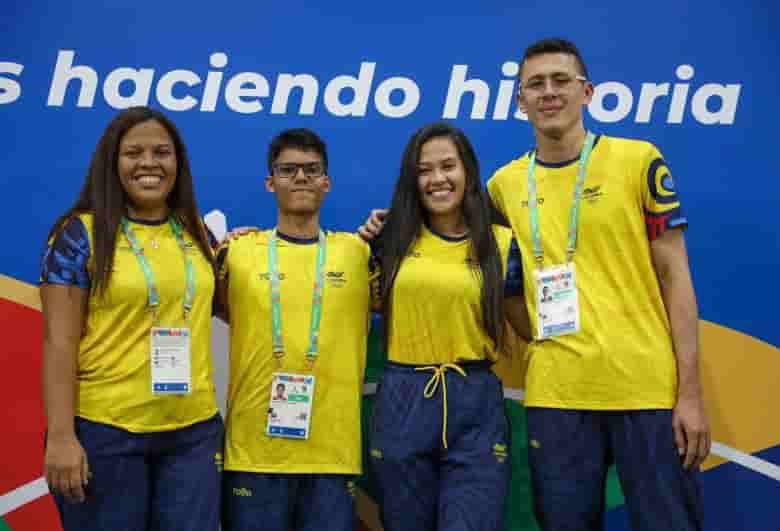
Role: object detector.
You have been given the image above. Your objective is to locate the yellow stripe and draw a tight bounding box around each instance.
[0,274,40,310]
[415,363,467,449]
[355,486,383,530]
[698,320,780,470]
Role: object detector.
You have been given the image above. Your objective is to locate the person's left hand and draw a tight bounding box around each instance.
[672,393,711,469]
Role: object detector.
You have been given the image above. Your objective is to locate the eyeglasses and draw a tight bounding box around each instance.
[272,162,325,179]
[519,74,587,95]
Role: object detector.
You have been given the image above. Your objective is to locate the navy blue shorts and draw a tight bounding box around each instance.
[369,361,511,531]
[52,414,223,531]
[221,471,355,531]
[526,408,703,531]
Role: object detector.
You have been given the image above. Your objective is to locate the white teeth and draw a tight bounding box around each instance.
[137,176,162,185]
[430,190,452,198]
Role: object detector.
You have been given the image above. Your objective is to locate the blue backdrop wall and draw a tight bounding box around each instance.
[1,2,778,530]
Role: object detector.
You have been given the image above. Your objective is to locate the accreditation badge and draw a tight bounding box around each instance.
[534,263,580,340]
[150,327,192,394]
[267,372,316,440]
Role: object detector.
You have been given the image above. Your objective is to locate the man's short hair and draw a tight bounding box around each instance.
[267,128,328,175]
[520,38,589,80]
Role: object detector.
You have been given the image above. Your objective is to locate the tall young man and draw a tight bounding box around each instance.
[217,129,373,531]
[486,38,709,530]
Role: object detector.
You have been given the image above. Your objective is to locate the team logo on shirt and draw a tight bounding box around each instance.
[521,198,545,208]
[326,270,347,287]
[259,272,287,280]
[583,185,603,202]
[647,157,678,205]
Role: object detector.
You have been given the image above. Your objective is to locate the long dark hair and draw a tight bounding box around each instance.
[47,106,214,294]
[379,122,508,354]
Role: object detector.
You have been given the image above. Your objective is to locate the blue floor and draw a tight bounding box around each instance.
[605,444,780,531]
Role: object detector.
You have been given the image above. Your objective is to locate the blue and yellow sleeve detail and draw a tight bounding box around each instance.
[504,238,523,297]
[40,216,91,289]
[644,148,688,240]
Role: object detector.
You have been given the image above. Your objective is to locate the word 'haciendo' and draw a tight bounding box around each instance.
[0,51,741,124]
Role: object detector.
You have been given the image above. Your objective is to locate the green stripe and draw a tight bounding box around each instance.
[364,319,384,384]
[0,516,12,531]
[500,399,540,529]
[503,400,626,529]
[606,461,626,510]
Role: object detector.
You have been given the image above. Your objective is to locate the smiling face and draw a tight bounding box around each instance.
[518,52,593,140]
[117,119,177,219]
[416,136,467,223]
[266,148,330,215]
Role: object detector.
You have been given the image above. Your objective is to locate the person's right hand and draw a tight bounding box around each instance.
[45,433,90,503]
[357,209,388,242]
[225,226,259,240]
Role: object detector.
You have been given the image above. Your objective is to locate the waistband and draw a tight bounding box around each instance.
[384,359,493,372]
[384,359,492,450]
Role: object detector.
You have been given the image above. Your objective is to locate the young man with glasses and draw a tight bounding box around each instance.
[486,38,709,530]
[216,128,374,531]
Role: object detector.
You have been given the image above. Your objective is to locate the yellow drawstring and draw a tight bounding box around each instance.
[414,363,467,450]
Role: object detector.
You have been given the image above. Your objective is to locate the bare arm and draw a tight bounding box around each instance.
[504,296,532,343]
[41,283,90,502]
[650,229,710,468]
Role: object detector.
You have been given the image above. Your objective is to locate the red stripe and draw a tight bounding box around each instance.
[4,496,61,531]
[0,299,45,493]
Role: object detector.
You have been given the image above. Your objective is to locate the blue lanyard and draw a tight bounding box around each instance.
[527,131,596,268]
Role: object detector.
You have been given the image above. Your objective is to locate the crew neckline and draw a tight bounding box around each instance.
[534,134,602,168]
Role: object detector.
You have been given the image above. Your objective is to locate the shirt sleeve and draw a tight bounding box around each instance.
[642,145,688,241]
[504,238,523,297]
[40,216,91,289]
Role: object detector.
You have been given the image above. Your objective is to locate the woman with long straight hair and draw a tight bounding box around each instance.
[40,106,222,531]
[367,122,530,531]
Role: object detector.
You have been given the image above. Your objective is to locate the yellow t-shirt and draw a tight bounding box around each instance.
[387,225,515,365]
[40,213,218,432]
[487,135,686,410]
[218,230,371,474]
